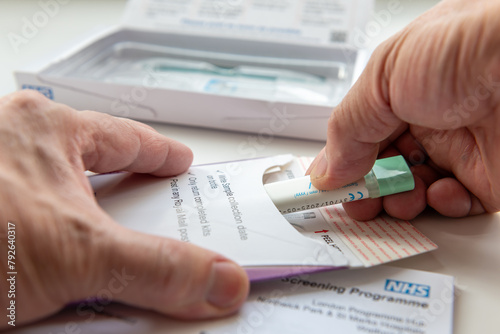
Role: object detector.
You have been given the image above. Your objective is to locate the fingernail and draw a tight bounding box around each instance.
[310,152,328,179]
[207,261,248,309]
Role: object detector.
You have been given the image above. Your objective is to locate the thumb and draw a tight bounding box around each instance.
[308,46,404,190]
[82,222,249,319]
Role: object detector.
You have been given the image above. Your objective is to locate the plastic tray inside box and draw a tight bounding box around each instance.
[42,30,359,106]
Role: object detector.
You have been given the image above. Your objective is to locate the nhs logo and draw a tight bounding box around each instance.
[385,279,430,298]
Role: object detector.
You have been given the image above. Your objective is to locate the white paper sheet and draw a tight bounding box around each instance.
[12,266,454,334]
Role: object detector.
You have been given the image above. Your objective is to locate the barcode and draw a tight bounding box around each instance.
[330,30,347,43]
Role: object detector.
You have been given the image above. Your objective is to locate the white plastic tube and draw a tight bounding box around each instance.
[264,156,414,214]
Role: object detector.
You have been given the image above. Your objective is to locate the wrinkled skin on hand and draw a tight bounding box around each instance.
[308,0,500,220]
[0,91,249,329]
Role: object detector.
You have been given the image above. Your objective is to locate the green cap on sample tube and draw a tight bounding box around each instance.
[364,155,415,198]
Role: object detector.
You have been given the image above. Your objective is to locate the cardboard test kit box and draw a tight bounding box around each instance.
[15,0,375,140]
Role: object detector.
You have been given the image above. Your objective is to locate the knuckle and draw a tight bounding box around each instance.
[79,111,119,145]
[2,90,71,127]
[7,90,49,116]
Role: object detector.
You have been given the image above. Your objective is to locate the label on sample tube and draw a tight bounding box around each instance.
[265,176,370,214]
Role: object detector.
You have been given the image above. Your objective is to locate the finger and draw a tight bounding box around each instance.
[78,111,193,177]
[343,174,427,221]
[308,46,404,190]
[78,223,249,319]
[343,197,383,221]
[377,146,401,159]
[427,177,485,217]
[383,176,427,220]
[393,130,428,166]
[410,164,441,187]
[306,147,326,176]
[380,144,442,188]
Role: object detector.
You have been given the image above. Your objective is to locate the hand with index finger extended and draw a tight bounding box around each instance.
[0,91,249,329]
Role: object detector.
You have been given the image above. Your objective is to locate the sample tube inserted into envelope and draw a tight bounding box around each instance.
[90,155,437,281]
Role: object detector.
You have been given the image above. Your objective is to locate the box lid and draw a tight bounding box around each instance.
[121,0,374,48]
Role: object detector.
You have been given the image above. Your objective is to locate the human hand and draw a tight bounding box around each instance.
[0,91,249,329]
[307,0,500,220]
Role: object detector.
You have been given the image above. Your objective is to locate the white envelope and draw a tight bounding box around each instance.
[91,155,437,280]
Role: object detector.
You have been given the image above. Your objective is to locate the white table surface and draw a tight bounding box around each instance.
[1,1,499,333]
